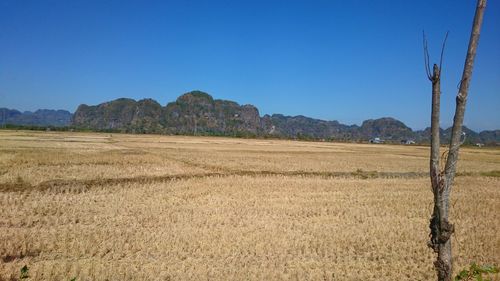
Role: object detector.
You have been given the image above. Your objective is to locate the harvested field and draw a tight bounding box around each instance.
[0,131,499,280]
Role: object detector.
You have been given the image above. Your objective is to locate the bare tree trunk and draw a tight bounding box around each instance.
[444,0,486,183]
[427,1,487,281]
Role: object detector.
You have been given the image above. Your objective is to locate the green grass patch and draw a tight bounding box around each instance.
[480,170,500,177]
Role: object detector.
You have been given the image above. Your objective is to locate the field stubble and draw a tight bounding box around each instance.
[0,131,498,280]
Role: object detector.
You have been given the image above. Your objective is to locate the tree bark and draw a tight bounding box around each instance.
[427,1,486,281]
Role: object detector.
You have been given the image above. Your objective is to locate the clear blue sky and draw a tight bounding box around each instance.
[0,0,498,131]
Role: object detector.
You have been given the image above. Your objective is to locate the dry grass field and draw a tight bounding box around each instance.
[0,130,499,280]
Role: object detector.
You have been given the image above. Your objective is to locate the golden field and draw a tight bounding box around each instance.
[0,130,499,280]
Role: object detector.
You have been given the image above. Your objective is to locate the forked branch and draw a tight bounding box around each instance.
[423,31,449,82]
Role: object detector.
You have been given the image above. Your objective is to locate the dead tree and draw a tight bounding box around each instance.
[424,1,486,280]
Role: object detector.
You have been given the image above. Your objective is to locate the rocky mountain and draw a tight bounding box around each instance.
[70,92,432,141]
[72,98,163,133]
[162,91,262,135]
[260,114,356,140]
[2,91,499,144]
[0,108,72,127]
[478,130,500,145]
[69,91,500,144]
[72,91,263,135]
[359,118,414,140]
[414,126,499,145]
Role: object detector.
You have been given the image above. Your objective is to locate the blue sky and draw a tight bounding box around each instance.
[0,0,498,131]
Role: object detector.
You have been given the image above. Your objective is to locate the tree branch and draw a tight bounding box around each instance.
[423,31,433,80]
[444,0,486,179]
[439,31,449,74]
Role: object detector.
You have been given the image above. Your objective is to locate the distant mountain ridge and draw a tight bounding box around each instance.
[0,108,72,127]
[71,91,500,144]
[2,91,499,144]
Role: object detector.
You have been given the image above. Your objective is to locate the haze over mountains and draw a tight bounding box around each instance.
[0,108,72,127]
[1,91,499,144]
